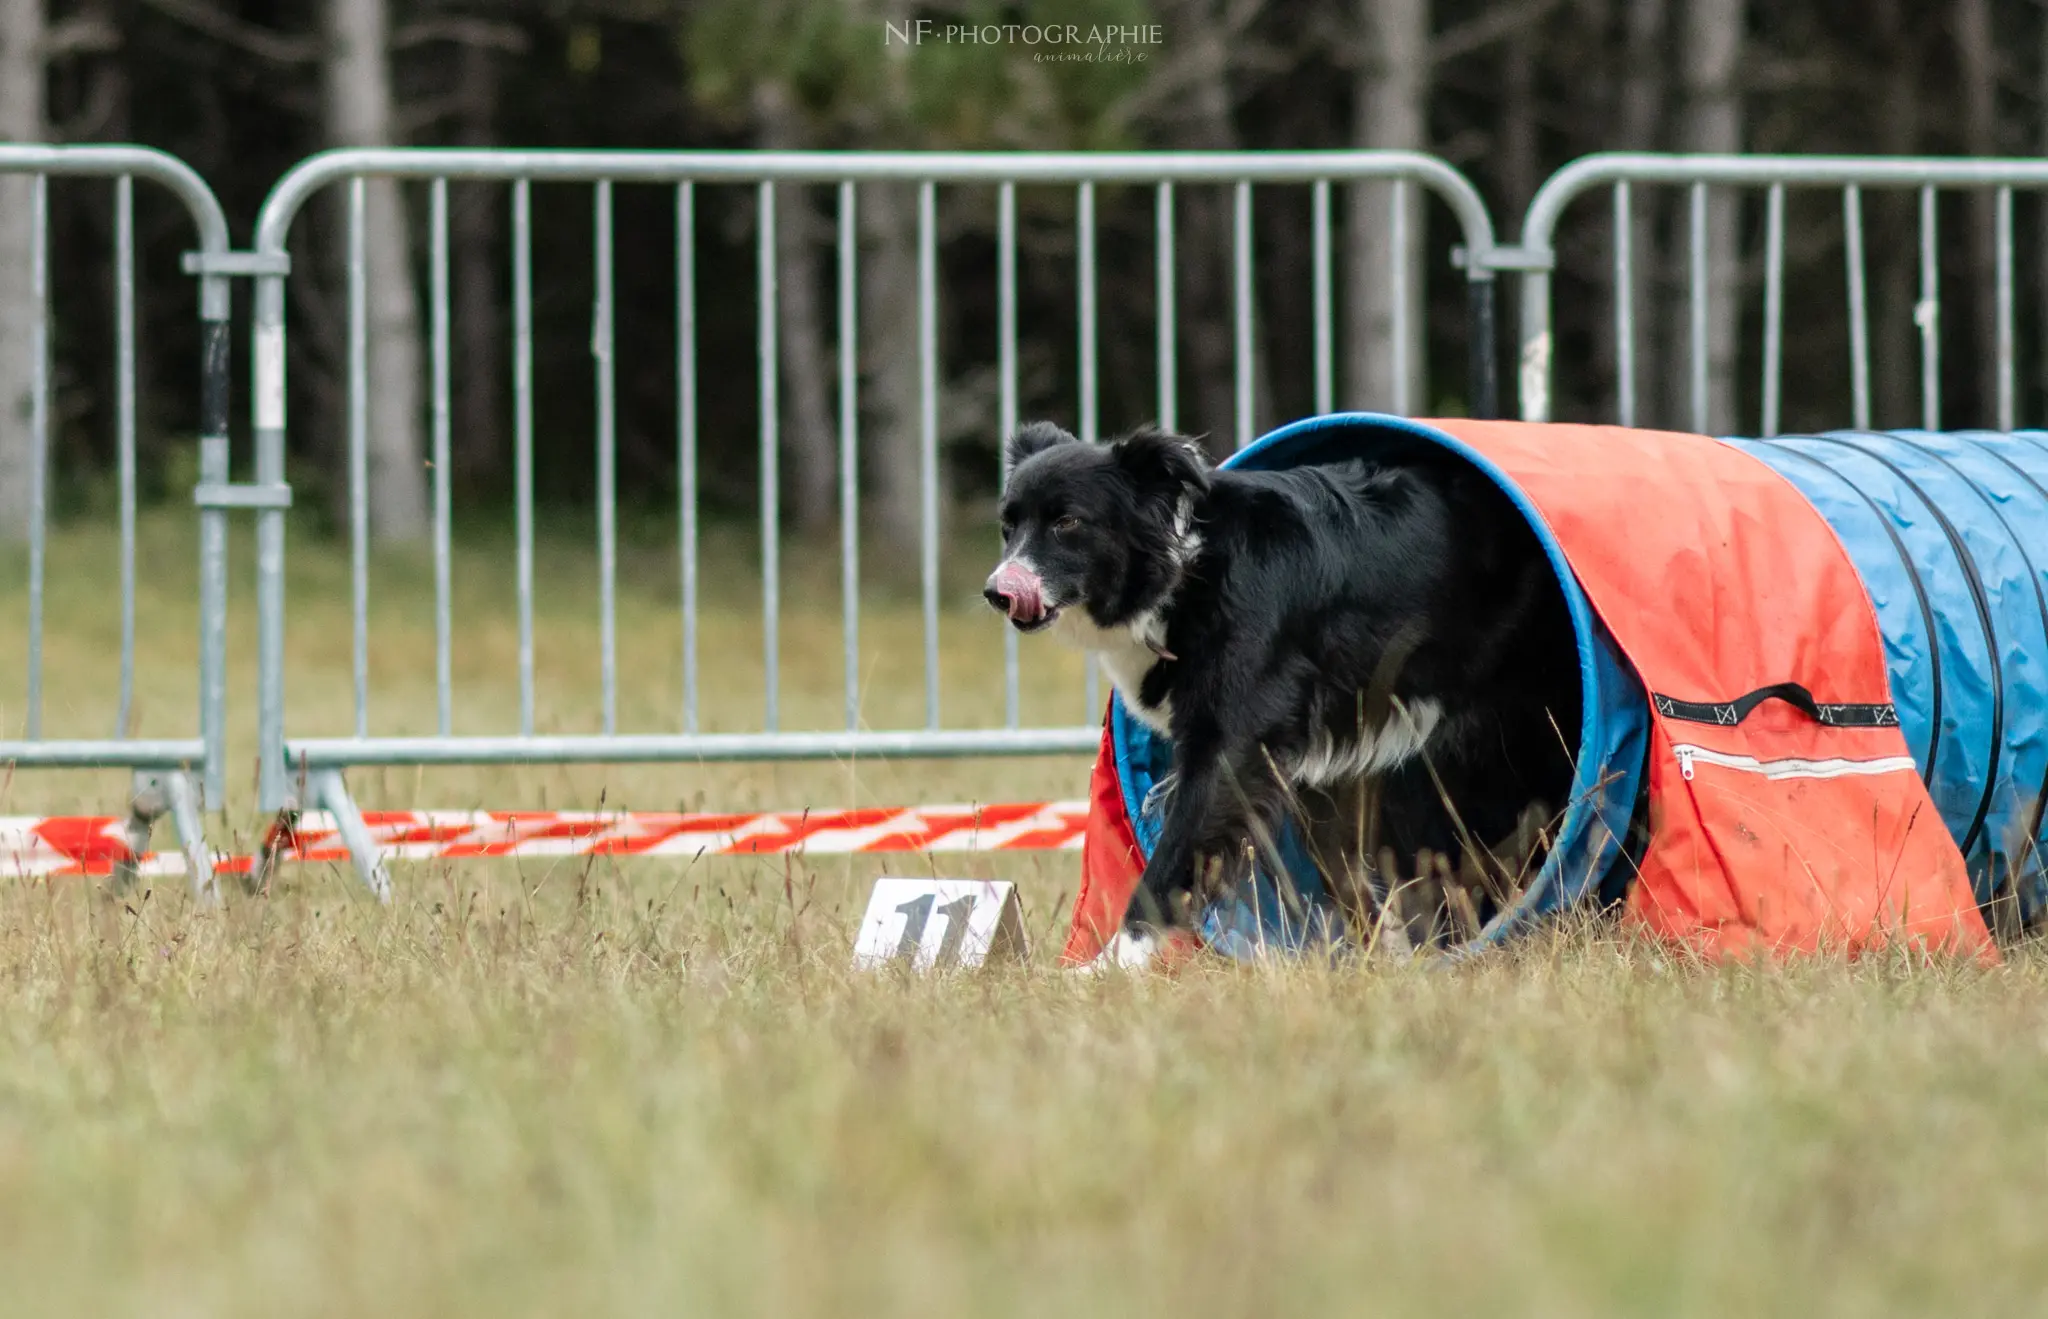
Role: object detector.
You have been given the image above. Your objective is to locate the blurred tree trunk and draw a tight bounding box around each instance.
[1873,0,1921,429]
[1619,0,1666,425]
[0,0,43,540]
[1500,33,1537,217]
[756,82,837,532]
[1147,0,1272,452]
[1348,0,1427,415]
[326,0,427,540]
[1586,0,1667,423]
[1955,0,1999,425]
[861,180,923,570]
[452,38,504,491]
[1666,0,1742,434]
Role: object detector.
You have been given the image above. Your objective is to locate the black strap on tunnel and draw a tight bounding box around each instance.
[1761,443,1942,784]
[1793,433,2003,860]
[1652,684,1896,728]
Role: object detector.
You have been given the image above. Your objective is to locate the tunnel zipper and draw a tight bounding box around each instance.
[1672,743,1917,783]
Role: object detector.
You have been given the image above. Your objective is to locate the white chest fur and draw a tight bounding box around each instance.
[1050,496,1200,737]
[1052,607,1174,735]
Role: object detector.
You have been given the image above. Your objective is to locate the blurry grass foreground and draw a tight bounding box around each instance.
[0,881,2043,1316]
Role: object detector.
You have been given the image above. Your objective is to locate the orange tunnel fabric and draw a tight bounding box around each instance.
[1062,418,1993,964]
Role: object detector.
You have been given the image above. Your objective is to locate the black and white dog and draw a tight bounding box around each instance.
[985,421,1581,965]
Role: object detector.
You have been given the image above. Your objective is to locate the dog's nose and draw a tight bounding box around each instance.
[986,560,1045,623]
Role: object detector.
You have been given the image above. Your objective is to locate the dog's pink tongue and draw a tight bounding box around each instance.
[993,561,1045,623]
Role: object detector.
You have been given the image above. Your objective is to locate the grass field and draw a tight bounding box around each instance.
[4,514,2048,1316]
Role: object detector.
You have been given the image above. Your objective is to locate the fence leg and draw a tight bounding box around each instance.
[310,768,389,902]
[113,771,164,894]
[124,771,215,902]
[164,772,216,904]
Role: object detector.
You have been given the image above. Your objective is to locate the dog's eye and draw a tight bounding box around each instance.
[1053,515,1082,536]
[999,519,1015,540]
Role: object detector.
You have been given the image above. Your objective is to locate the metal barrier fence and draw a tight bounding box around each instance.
[1514,153,2048,432]
[30,145,2048,900]
[0,145,235,900]
[247,149,1501,894]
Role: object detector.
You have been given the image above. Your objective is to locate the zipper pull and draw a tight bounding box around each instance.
[1676,746,1696,781]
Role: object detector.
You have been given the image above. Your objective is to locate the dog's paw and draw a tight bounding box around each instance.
[1070,927,1201,974]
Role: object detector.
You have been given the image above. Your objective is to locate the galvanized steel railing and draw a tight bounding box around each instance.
[32,145,2048,901]
[1515,153,2048,433]
[0,145,235,899]
[247,149,1501,893]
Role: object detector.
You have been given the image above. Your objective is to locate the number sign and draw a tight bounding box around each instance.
[851,879,1028,972]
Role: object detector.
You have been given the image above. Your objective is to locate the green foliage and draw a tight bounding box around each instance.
[684,0,891,130]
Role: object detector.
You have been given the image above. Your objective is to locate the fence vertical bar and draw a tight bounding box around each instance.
[1078,180,1100,717]
[1468,279,1497,420]
[1843,185,1871,430]
[1390,180,1410,417]
[1156,181,1176,432]
[1688,182,1708,435]
[1078,181,1098,443]
[1518,257,1552,423]
[254,270,288,810]
[348,179,371,738]
[676,182,698,734]
[594,180,617,736]
[1919,186,1940,431]
[1612,182,1634,427]
[918,180,940,731]
[196,224,232,810]
[1762,183,1785,438]
[1312,179,1333,415]
[339,191,375,743]
[513,180,535,737]
[1997,185,2015,430]
[430,179,454,737]
[114,176,136,740]
[839,181,860,732]
[24,173,45,741]
[757,180,780,732]
[1234,180,1253,447]
[999,180,1020,729]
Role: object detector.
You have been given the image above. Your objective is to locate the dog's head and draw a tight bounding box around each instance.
[984,422,1210,633]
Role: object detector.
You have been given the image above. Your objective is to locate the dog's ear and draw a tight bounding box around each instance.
[1110,428,1211,498]
[1005,421,1079,472]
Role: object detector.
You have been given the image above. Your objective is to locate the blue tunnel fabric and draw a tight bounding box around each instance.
[1106,421,2048,949]
[1734,431,2048,915]
[1107,414,1650,955]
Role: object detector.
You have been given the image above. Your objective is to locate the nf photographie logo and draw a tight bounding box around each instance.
[883,19,1163,62]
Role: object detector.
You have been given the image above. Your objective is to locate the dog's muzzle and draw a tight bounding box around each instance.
[984,560,1054,629]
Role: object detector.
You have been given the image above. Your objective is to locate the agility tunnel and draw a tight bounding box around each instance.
[1062,415,2048,963]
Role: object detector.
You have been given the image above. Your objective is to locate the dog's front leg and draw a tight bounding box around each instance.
[1095,723,1251,969]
